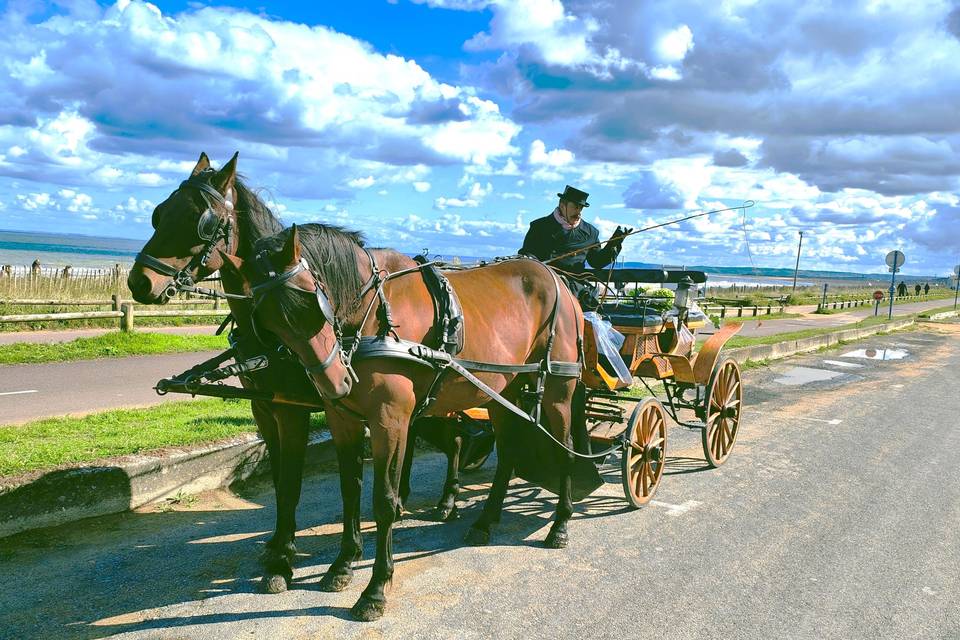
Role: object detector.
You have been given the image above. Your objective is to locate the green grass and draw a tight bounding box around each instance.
[725,315,896,349]
[918,304,960,318]
[0,398,327,478]
[0,331,229,365]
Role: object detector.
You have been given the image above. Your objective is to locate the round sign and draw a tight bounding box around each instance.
[885,250,905,269]
[873,290,884,301]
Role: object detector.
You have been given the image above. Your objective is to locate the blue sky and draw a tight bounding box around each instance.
[1,0,960,276]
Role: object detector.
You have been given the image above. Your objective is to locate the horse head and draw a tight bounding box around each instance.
[241,225,361,401]
[128,152,240,304]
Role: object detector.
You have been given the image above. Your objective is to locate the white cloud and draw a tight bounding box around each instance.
[348,176,376,189]
[529,139,574,167]
[413,181,431,192]
[434,196,479,210]
[656,25,694,63]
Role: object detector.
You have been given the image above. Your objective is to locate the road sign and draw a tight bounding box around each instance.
[885,250,905,270]
[873,290,884,301]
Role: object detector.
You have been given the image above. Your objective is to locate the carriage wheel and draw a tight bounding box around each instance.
[701,358,742,468]
[621,398,667,508]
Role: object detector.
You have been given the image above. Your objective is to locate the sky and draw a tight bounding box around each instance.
[1,0,960,276]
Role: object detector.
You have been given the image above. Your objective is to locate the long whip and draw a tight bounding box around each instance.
[543,200,756,266]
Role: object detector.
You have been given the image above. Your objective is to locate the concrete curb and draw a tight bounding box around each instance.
[0,431,333,539]
[726,317,917,364]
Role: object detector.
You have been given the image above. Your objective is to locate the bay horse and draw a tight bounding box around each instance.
[229,223,584,621]
[127,153,466,594]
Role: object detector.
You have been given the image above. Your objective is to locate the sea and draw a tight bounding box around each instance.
[0,229,144,270]
[0,228,923,289]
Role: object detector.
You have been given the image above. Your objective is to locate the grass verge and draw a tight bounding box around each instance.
[0,331,228,365]
[918,305,960,318]
[0,398,326,478]
[725,315,896,349]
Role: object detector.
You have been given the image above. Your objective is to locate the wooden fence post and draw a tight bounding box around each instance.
[111,293,121,311]
[120,303,134,332]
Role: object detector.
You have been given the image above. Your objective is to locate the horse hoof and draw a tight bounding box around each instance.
[260,573,289,594]
[434,505,459,522]
[318,569,353,593]
[544,530,568,549]
[464,527,490,546]
[350,596,386,622]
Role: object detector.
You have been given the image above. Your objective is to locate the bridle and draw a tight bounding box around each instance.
[250,253,361,387]
[135,169,248,301]
[248,244,431,395]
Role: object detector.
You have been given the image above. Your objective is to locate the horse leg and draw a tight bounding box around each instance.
[252,401,307,593]
[542,377,577,549]
[351,408,409,622]
[465,406,516,546]
[397,421,417,519]
[435,423,462,522]
[318,410,365,593]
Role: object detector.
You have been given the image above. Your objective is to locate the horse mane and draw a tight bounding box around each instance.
[233,175,284,257]
[255,224,366,328]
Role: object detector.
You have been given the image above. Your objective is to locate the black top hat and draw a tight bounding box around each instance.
[557,185,590,207]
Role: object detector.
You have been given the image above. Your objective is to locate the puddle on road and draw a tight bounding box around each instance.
[822,359,864,369]
[839,348,909,360]
[773,367,845,386]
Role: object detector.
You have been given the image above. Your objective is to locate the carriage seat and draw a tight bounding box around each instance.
[601,312,664,329]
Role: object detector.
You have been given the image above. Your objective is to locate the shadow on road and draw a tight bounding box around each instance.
[0,452,636,639]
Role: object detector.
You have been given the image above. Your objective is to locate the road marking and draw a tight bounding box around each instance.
[650,499,702,517]
[796,416,843,426]
[0,389,38,397]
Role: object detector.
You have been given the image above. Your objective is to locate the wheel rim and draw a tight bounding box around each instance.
[622,400,666,507]
[704,359,742,466]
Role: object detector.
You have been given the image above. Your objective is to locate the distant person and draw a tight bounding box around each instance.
[897,281,907,297]
[61,265,72,279]
[1,265,10,277]
[923,282,930,295]
[914,283,921,296]
[31,259,41,277]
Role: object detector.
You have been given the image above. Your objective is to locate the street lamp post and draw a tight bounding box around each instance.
[792,231,804,293]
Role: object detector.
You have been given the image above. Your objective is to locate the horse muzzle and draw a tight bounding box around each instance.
[303,341,358,401]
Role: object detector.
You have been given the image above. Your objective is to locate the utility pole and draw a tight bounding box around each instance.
[791,231,804,292]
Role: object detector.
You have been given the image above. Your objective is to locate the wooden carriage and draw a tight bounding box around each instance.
[578,269,743,507]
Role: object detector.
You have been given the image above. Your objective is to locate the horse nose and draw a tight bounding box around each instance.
[127,270,156,303]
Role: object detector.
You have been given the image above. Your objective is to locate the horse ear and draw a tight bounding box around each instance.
[190,152,210,176]
[279,224,301,267]
[210,152,239,194]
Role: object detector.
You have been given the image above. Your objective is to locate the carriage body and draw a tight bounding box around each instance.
[575,269,744,506]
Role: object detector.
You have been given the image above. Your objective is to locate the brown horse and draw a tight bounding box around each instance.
[230,224,583,621]
[127,153,466,592]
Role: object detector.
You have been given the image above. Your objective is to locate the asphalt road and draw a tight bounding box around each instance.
[0,300,953,425]
[1,322,958,639]
[0,351,222,424]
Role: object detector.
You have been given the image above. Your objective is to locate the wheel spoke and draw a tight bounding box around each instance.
[644,464,656,493]
[639,464,648,496]
[712,422,723,458]
[724,380,740,406]
[720,419,733,456]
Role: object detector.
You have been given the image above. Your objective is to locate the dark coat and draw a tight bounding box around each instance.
[518,212,620,309]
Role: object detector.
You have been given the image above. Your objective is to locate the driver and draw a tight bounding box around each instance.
[518,185,631,310]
